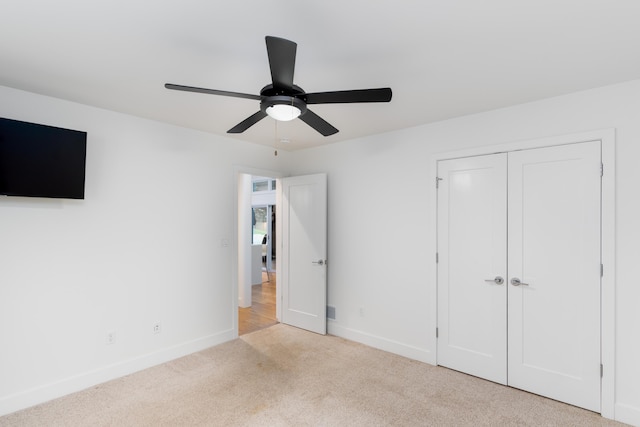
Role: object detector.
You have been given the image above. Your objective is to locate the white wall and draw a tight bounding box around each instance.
[0,86,289,415]
[2,80,639,424]
[288,79,640,426]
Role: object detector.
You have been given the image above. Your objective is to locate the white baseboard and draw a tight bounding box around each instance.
[615,402,640,426]
[328,322,435,365]
[0,328,236,417]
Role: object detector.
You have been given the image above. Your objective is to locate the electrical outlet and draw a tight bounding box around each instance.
[106,331,116,345]
[153,322,161,334]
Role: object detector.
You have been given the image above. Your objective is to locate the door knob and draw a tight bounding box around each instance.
[484,276,504,285]
[312,259,325,266]
[510,277,529,286]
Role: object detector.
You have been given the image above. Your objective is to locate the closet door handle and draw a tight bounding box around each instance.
[510,277,529,286]
[484,276,504,285]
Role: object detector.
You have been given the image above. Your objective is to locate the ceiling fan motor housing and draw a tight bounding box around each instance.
[259,84,308,120]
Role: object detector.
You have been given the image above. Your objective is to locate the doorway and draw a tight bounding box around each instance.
[239,175,278,336]
[233,169,329,338]
[241,172,329,336]
[431,129,615,417]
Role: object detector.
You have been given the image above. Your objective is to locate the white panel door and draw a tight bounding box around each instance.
[508,142,601,412]
[280,173,327,335]
[437,154,508,384]
[437,141,601,411]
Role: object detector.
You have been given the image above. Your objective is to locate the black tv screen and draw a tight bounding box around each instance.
[0,117,87,199]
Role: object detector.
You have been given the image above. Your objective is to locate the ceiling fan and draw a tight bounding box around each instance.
[165,36,392,137]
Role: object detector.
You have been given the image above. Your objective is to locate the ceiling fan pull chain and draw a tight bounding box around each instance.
[274,120,278,156]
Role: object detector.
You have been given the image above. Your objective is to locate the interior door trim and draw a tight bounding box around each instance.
[428,128,616,419]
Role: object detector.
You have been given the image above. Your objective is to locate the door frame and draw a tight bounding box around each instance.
[232,166,285,336]
[428,129,616,419]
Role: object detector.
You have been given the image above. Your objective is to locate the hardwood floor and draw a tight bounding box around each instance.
[238,270,277,335]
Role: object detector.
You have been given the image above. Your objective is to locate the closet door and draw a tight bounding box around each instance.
[437,153,507,384]
[507,141,601,412]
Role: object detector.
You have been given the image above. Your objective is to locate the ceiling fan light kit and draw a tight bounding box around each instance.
[262,95,306,121]
[165,36,392,136]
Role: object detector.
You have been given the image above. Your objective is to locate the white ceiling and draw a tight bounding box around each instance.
[2,0,640,150]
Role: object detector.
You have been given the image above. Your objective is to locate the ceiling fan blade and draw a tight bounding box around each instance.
[305,88,392,104]
[227,111,268,133]
[299,109,339,136]
[265,36,297,90]
[165,83,261,101]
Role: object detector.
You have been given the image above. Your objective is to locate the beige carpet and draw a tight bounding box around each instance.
[0,324,624,426]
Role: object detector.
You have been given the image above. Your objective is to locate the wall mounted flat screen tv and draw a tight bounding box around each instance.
[0,117,87,199]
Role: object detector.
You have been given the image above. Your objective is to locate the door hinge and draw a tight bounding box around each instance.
[436,252,439,263]
[601,364,604,378]
[436,327,439,338]
[601,263,604,277]
[600,163,604,177]
[436,177,443,188]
